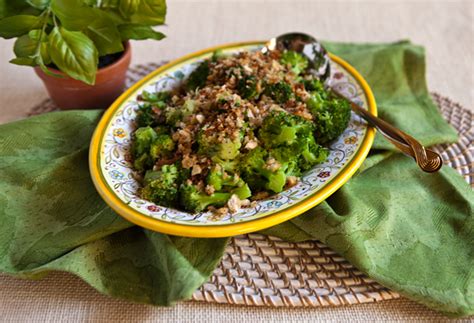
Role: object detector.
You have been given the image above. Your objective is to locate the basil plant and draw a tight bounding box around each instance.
[0,0,166,84]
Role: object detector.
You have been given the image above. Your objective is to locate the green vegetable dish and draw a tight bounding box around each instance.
[131,49,351,214]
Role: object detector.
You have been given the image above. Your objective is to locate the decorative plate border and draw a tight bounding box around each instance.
[89,41,377,237]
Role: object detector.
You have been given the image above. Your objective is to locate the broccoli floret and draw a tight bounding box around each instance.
[177,166,253,213]
[132,126,158,157]
[153,125,172,135]
[141,164,181,207]
[307,94,351,144]
[258,111,313,147]
[206,166,251,198]
[296,137,329,171]
[264,82,293,104]
[232,183,252,200]
[135,91,170,127]
[259,111,329,172]
[198,131,242,160]
[186,61,210,90]
[302,78,327,94]
[280,51,308,75]
[240,147,287,193]
[217,138,241,159]
[237,75,260,100]
[133,153,154,172]
[179,183,231,212]
[132,127,177,172]
[141,90,170,107]
[135,104,156,127]
[150,134,175,160]
[210,156,239,173]
[303,78,351,143]
[207,166,237,190]
[165,99,196,127]
[211,49,225,62]
[181,99,196,118]
[164,108,181,127]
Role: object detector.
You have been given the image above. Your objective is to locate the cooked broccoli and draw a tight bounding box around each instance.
[131,49,351,213]
[295,137,329,171]
[133,153,154,172]
[302,78,351,144]
[153,125,172,135]
[132,127,176,171]
[307,94,351,144]
[258,112,329,172]
[232,183,252,200]
[165,99,196,127]
[206,166,251,199]
[186,61,210,90]
[207,166,237,190]
[198,131,242,160]
[264,81,293,104]
[280,51,308,75]
[135,104,156,128]
[140,90,170,107]
[258,111,313,147]
[302,78,327,94]
[141,164,181,207]
[240,147,287,193]
[149,134,175,160]
[237,75,260,100]
[181,99,196,118]
[135,91,171,127]
[210,156,239,173]
[132,126,158,157]
[211,49,225,61]
[179,183,231,212]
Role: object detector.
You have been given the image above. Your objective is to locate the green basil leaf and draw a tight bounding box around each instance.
[35,53,63,77]
[40,41,51,64]
[85,10,123,55]
[100,9,125,24]
[130,0,166,25]
[29,29,41,40]
[119,0,139,17]
[13,34,38,57]
[38,58,64,77]
[0,1,30,19]
[26,0,51,10]
[84,0,119,8]
[51,0,97,30]
[0,15,43,38]
[48,26,98,85]
[118,23,165,41]
[10,57,37,66]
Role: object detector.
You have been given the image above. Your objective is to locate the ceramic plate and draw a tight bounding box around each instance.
[89,41,377,237]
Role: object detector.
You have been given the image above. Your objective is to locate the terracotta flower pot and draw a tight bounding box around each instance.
[34,42,132,110]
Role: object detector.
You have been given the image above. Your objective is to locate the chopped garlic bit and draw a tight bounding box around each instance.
[227,194,242,213]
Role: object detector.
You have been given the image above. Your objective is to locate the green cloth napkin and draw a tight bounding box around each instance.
[0,41,472,317]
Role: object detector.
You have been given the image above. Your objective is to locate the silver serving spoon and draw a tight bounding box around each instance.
[264,32,442,173]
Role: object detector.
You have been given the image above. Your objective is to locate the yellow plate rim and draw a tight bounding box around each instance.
[89,40,377,238]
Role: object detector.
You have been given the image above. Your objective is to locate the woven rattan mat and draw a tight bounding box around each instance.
[27,63,474,308]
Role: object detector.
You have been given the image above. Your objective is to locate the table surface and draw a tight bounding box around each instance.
[0,0,472,321]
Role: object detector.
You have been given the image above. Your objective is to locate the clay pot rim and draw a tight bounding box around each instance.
[41,41,131,77]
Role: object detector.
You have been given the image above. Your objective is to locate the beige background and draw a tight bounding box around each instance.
[0,0,472,321]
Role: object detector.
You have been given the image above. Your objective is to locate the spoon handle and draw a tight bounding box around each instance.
[332,89,443,173]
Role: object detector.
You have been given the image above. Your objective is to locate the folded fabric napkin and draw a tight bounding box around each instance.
[0,41,472,317]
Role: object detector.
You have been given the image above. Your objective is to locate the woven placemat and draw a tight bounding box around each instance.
[27,63,474,308]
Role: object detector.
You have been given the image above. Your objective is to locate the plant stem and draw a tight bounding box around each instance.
[33,8,51,60]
